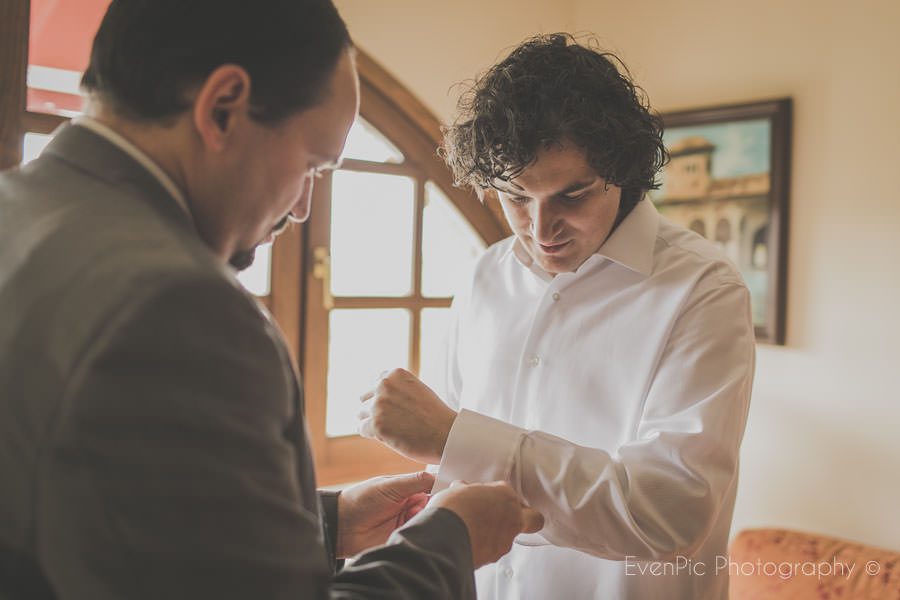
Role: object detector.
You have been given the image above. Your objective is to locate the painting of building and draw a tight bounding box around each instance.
[650,119,773,328]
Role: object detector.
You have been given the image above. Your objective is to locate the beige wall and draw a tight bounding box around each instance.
[333,0,573,122]
[336,0,900,550]
[572,0,900,549]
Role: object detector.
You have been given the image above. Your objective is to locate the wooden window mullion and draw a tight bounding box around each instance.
[296,50,510,485]
[409,178,425,376]
[0,0,30,170]
[23,111,67,135]
[331,297,451,309]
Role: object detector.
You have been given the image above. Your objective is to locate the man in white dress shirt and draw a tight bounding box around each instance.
[358,33,755,599]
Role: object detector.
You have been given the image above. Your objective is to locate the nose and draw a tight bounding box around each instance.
[530,200,562,244]
[288,174,315,224]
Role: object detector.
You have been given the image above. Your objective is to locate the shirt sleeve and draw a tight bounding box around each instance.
[39,276,474,599]
[436,276,755,561]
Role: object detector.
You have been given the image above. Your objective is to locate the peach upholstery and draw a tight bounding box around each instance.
[729,528,900,599]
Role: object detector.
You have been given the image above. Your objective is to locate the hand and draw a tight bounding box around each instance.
[336,471,435,558]
[358,368,458,464]
[430,480,544,569]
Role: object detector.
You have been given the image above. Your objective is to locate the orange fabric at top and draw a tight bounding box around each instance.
[29,0,111,72]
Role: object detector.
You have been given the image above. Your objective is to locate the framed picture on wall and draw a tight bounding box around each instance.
[649,98,792,345]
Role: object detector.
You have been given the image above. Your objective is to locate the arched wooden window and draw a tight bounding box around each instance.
[0,2,511,485]
[294,52,509,484]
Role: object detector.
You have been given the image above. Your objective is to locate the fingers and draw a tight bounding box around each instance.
[407,492,431,509]
[381,471,436,496]
[358,421,375,439]
[403,501,428,522]
[357,403,376,439]
[520,507,544,534]
[374,368,404,386]
[357,397,375,438]
[372,367,412,389]
[444,480,543,533]
[483,482,543,533]
[357,397,373,420]
[401,491,431,521]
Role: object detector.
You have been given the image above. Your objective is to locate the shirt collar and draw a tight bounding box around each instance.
[595,198,659,276]
[71,116,194,224]
[507,198,659,279]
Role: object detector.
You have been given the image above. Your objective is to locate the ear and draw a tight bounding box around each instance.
[192,64,252,152]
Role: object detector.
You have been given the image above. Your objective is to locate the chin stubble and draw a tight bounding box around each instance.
[229,215,292,272]
[229,247,256,271]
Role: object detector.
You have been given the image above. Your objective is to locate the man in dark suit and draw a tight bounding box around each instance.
[0,1,542,598]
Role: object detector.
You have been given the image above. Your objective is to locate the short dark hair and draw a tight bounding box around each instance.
[81,0,351,124]
[442,33,668,213]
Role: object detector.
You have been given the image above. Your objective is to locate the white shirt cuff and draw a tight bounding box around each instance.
[433,408,525,493]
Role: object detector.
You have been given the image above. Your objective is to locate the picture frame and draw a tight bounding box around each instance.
[649,98,792,345]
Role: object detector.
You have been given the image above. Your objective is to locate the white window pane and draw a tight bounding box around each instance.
[236,242,272,296]
[422,182,486,297]
[419,308,452,397]
[341,118,403,163]
[331,171,415,297]
[27,66,84,115]
[22,132,54,165]
[326,309,411,437]
[28,65,82,96]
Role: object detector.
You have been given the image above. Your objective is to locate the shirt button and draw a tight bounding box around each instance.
[504,567,514,579]
[552,292,561,302]
[529,356,541,367]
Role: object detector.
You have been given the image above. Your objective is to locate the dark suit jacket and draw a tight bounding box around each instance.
[0,125,474,599]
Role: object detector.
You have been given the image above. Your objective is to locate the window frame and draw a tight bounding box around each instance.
[0,0,29,170]
[301,52,509,485]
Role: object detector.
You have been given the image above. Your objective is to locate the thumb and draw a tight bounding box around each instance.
[381,471,435,497]
[520,507,544,534]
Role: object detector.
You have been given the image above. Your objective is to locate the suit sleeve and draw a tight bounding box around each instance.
[318,490,343,570]
[436,276,755,560]
[38,276,474,599]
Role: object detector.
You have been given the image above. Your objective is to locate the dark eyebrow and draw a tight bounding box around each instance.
[494,177,597,199]
[555,178,598,197]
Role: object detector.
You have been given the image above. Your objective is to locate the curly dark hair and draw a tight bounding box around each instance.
[442,33,668,211]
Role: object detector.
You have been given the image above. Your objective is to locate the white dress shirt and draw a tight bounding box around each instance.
[435,199,755,599]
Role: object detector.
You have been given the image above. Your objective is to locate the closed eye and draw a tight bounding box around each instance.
[560,192,587,204]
